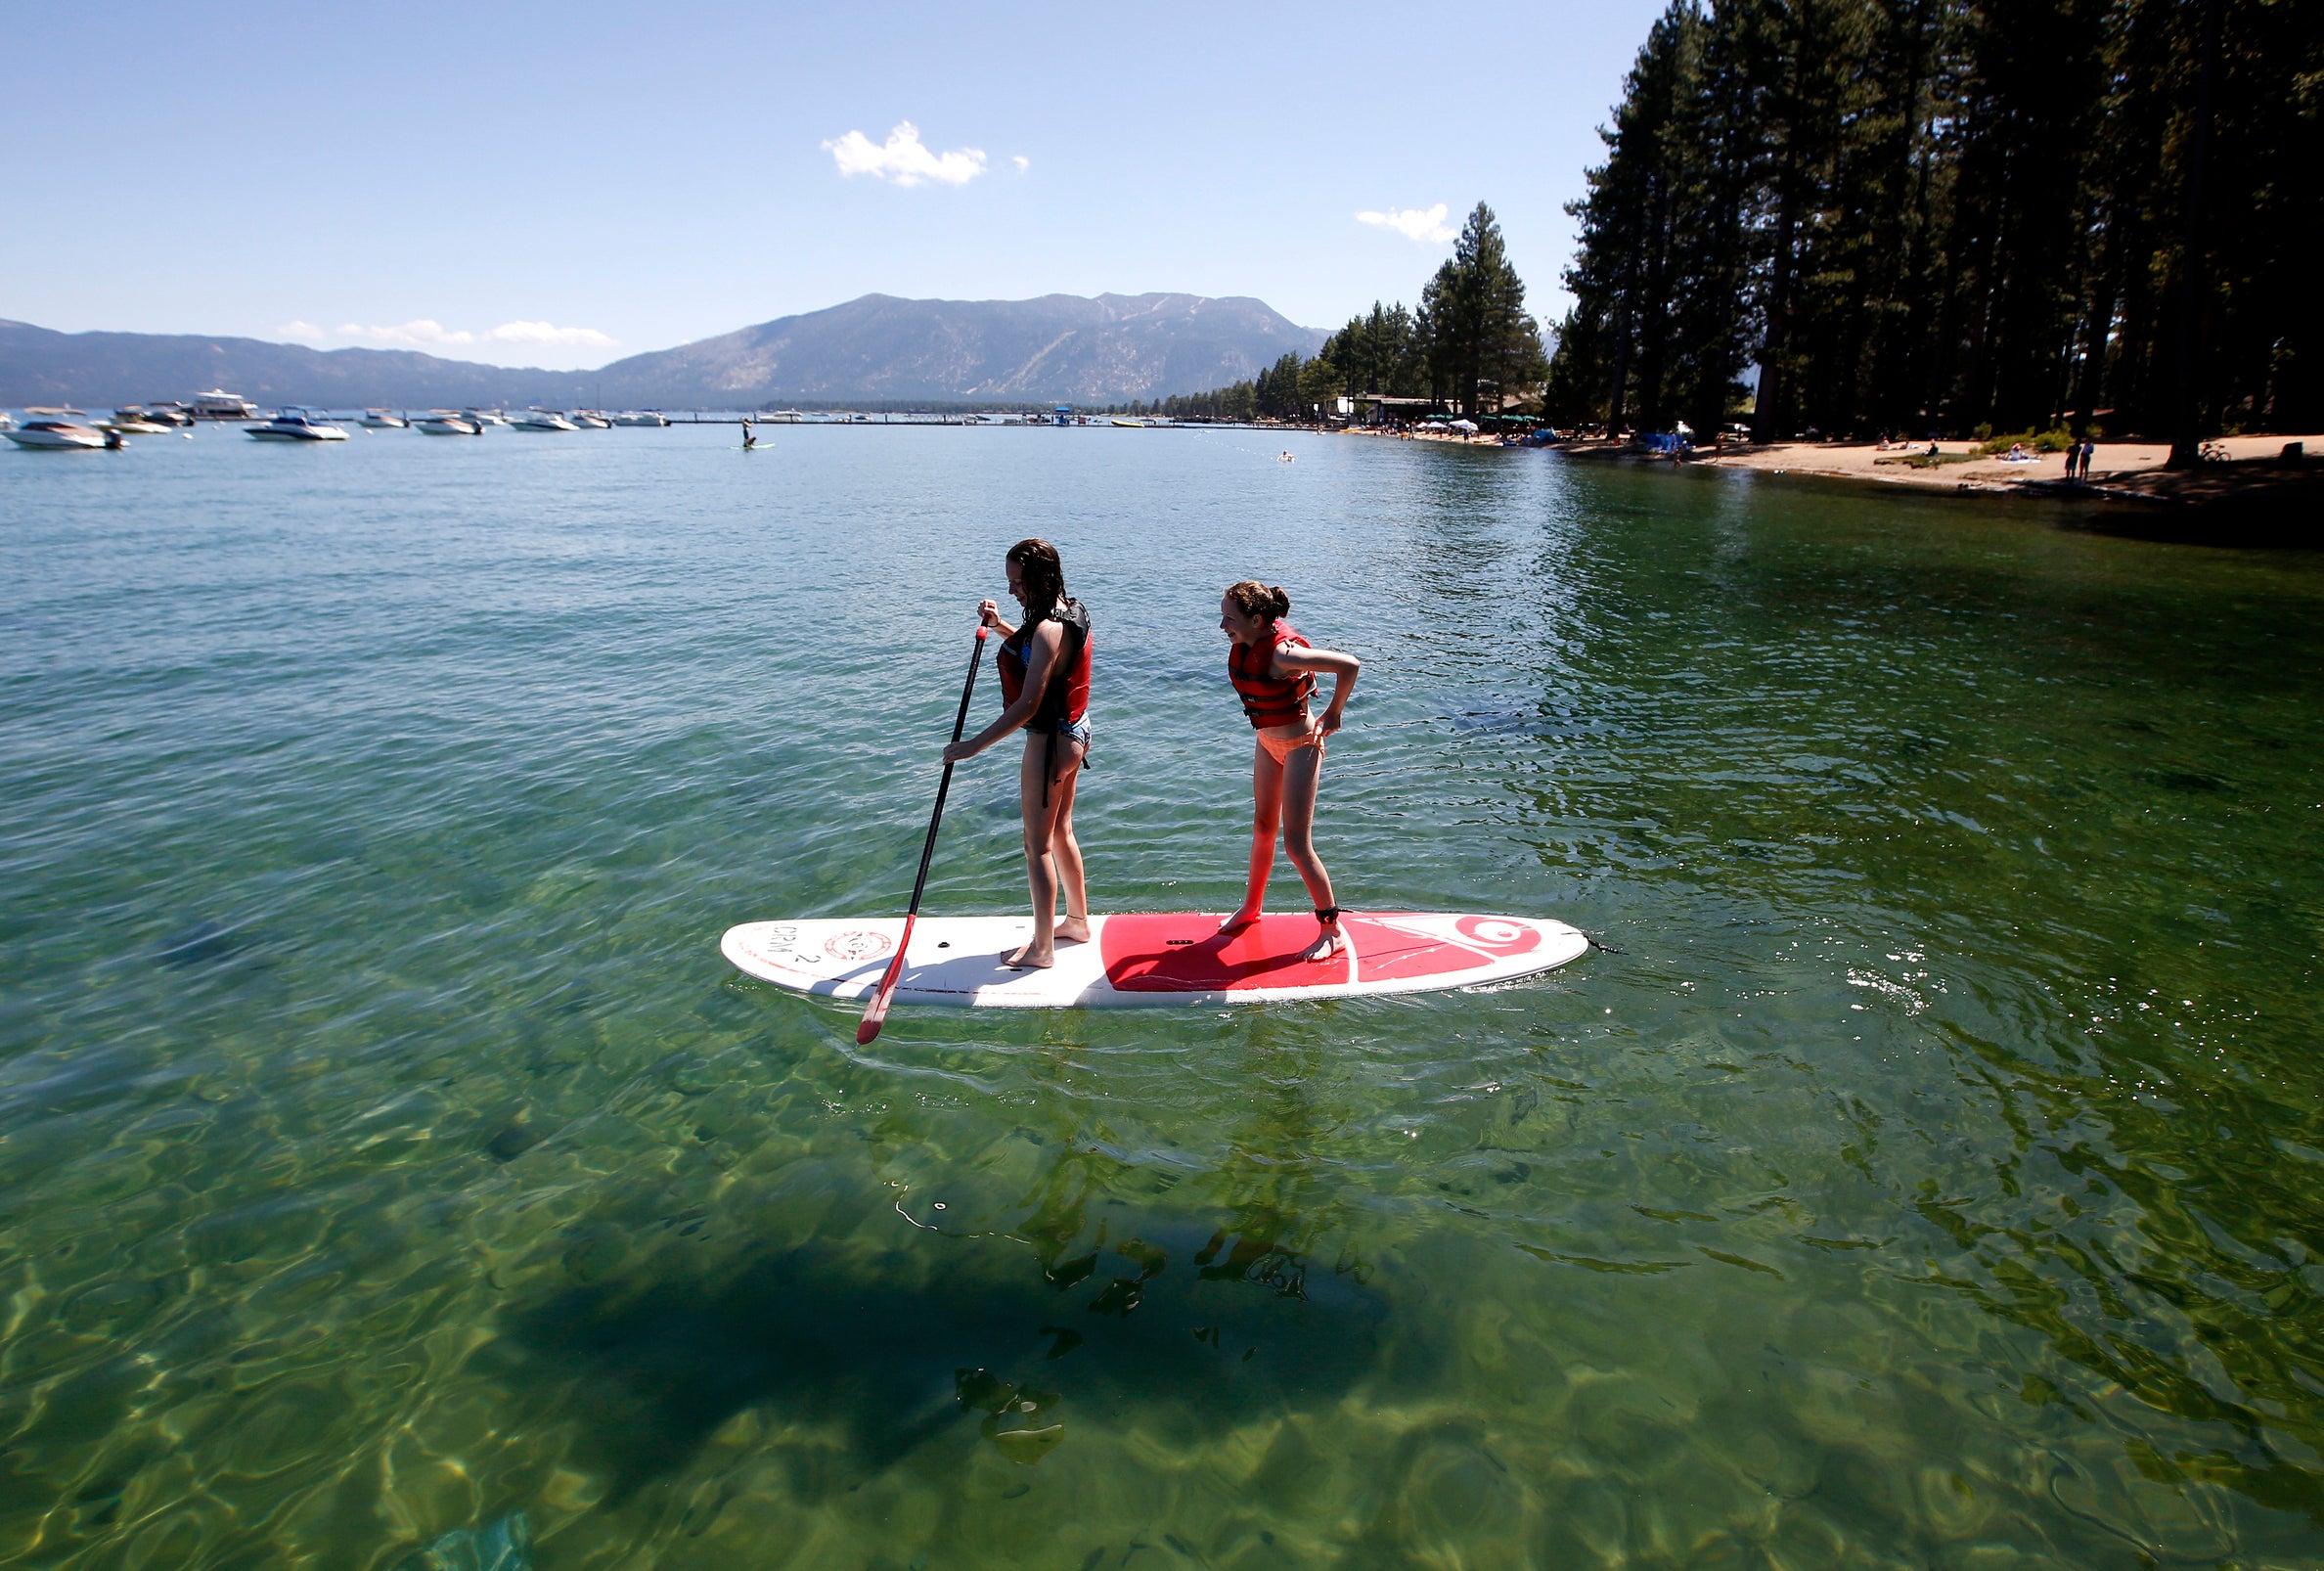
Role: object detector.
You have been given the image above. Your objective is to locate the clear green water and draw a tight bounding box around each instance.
[4,425,2322,1569]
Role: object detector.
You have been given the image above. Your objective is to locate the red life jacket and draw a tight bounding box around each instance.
[997,599,1092,734]
[1229,622,1315,728]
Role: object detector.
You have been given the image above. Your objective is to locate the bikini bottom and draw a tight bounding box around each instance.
[1257,723,1324,766]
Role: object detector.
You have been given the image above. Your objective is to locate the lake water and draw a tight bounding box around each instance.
[4,423,2321,1569]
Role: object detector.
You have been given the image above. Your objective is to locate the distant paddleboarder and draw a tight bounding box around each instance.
[741,417,757,450]
[942,539,1095,969]
[1217,581,1360,960]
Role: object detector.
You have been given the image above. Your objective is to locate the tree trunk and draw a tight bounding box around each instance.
[2167,0,2222,468]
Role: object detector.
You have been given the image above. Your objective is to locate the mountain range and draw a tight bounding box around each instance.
[0,293,1325,410]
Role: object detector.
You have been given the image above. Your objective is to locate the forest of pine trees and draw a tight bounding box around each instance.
[1158,204,1547,423]
[1545,0,2320,447]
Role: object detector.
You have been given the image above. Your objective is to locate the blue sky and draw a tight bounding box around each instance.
[3,4,1667,370]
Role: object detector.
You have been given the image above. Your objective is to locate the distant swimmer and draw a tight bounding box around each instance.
[1277,451,1294,463]
[742,417,757,451]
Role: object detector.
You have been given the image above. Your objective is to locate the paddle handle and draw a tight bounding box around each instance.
[859,626,989,1044]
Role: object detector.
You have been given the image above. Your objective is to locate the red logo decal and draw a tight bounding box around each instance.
[825,929,893,962]
[1455,917,1540,953]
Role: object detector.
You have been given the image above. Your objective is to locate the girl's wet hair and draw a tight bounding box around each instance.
[1007,538,1066,619]
[1225,580,1291,621]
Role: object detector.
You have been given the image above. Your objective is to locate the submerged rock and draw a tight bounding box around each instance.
[397,1511,531,1571]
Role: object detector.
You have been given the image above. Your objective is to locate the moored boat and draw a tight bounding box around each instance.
[567,411,611,428]
[511,411,580,431]
[415,414,484,436]
[359,410,408,428]
[246,410,349,441]
[116,404,195,428]
[189,389,259,421]
[6,420,119,451]
[609,411,668,426]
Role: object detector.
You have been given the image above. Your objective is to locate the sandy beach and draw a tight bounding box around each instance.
[1683,432,2318,493]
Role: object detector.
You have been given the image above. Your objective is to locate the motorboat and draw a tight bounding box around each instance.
[116,404,193,428]
[359,410,408,428]
[246,409,349,441]
[512,411,580,431]
[466,409,509,426]
[102,415,174,435]
[6,420,119,450]
[609,411,668,426]
[190,389,260,421]
[567,411,611,428]
[415,414,484,436]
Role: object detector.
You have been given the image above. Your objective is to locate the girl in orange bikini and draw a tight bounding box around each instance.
[1218,581,1362,960]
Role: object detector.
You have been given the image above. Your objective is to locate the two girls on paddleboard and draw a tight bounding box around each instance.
[942,543,1361,966]
[942,539,1093,970]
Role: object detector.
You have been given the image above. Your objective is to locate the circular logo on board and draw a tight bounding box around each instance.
[1456,917,1540,953]
[825,929,893,963]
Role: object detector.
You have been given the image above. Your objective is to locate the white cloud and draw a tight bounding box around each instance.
[338,319,475,346]
[278,320,327,340]
[1012,155,1030,172]
[822,121,987,187]
[331,319,614,350]
[481,320,617,348]
[1356,203,1455,244]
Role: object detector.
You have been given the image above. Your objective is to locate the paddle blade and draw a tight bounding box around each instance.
[856,917,916,1044]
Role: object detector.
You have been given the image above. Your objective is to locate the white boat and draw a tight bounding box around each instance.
[609,411,668,426]
[115,405,193,428]
[190,389,259,421]
[415,415,483,436]
[6,420,118,450]
[359,410,408,428]
[466,409,509,426]
[246,410,349,442]
[567,411,611,428]
[512,411,580,431]
[102,416,174,435]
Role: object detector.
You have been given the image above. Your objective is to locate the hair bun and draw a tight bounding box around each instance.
[1271,586,1292,617]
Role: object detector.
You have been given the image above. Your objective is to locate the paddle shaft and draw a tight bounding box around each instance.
[859,625,989,1043]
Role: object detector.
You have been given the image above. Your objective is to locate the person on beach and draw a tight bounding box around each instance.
[1217,581,1362,961]
[942,539,1094,969]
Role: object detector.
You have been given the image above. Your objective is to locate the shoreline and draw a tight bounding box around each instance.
[1342,426,2321,541]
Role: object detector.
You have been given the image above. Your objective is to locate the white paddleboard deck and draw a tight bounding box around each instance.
[720,912,1588,1010]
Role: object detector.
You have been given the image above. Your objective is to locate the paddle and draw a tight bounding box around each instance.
[859,625,990,1045]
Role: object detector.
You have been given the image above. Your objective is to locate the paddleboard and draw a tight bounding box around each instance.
[720,912,1587,1010]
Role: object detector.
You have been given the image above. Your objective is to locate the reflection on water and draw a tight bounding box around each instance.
[2,427,2322,1565]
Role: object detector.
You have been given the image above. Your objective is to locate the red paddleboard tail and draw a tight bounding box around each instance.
[857,915,916,1044]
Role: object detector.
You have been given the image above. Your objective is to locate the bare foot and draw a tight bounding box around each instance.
[1301,923,1345,963]
[1003,943,1055,969]
[1055,917,1091,945]
[1218,908,1261,933]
